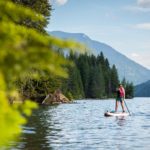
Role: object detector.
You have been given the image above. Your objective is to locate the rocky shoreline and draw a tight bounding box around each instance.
[42,89,71,105]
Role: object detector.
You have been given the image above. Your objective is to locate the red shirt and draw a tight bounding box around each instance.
[119,86,125,97]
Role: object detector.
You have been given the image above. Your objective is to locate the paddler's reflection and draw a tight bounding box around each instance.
[115,116,126,126]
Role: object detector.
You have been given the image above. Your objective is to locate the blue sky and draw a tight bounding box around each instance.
[47,0,150,69]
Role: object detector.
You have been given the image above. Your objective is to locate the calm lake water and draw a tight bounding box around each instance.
[11,98,150,150]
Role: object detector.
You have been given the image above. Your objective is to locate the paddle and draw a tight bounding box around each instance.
[124,99,131,116]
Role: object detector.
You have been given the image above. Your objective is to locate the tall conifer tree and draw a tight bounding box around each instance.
[110,65,119,95]
[12,0,51,32]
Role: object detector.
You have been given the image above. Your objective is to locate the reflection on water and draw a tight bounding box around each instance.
[11,98,150,150]
[115,116,127,126]
[17,106,54,150]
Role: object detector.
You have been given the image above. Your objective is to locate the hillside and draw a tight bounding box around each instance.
[135,80,150,97]
[49,31,150,85]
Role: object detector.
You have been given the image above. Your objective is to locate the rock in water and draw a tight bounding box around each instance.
[42,89,70,105]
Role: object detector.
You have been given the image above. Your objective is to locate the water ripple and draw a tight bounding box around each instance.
[11,98,150,150]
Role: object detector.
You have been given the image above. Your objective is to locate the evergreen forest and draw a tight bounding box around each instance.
[20,51,134,101]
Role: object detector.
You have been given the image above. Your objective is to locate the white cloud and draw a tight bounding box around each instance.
[131,53,139,57]
[124,0,150,12]
[137,0,150,8]
[49,0,68,5]
[125,6,150,12]
[129,52,150,69]
[134,23,150,30]
[55,0,68,5]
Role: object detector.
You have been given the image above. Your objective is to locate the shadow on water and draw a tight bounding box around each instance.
[12,105,59,150]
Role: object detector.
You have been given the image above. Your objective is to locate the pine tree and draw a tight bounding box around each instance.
[77,54,90,97]
[65,65,84,99]
[97,52,111,97]
[121,79,134,98]
[110,65,119,96]
[88,65,105,98]
[11,0,52,32]
[97,52,105,67]
[61,51,133,100]
[121,77,126,87]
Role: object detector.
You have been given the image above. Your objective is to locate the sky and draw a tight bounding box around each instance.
[47,0,150,69]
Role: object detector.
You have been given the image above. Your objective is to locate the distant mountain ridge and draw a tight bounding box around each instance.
[49,31,150,85]
[135,80,150,97]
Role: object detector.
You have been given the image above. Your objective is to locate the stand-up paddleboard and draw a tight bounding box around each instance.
[104,111,129,117]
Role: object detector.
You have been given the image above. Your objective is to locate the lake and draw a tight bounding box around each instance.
[11,98,150,150]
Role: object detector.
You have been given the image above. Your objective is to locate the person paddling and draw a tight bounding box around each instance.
[115,84,125,113]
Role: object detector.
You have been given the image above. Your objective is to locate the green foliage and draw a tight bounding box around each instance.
[17,73,63,102]
[88,65,105,98]
[121,78,134,98]
[65,92,74,100]
[65,52,134,99]
[0,0,85,147]
[63,65,85,99]
[0,1,44,27]
[0,72,38,146]
[11,0,52,32]
[77,54,90,97]
[110,65,119,95]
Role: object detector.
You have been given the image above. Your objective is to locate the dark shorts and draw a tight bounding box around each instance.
[116,97,124,102]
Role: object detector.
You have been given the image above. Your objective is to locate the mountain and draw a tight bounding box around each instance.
[49,31,150,85]
[135,80,150,97]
